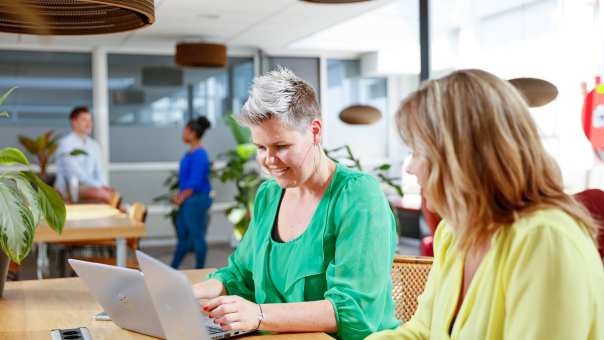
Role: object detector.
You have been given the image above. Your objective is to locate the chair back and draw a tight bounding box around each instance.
[391,255,433,322]
[109,192,122,209]
[126,202,147,252]
[573,188,604,261]
[129,202,147,223]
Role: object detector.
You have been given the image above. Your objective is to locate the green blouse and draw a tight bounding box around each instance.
[208,164,399,339]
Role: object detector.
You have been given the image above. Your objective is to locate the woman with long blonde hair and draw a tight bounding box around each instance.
[368,69,604,340]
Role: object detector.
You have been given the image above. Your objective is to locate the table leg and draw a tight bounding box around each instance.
[116,238,126,267]
[36,243,49,279]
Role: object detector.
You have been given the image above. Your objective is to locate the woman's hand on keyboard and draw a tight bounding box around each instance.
[204,295,261,332]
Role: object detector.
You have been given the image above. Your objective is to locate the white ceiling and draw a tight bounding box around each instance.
[0,0,395,56]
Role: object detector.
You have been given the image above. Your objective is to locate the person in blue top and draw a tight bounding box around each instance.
[171,116,213,269]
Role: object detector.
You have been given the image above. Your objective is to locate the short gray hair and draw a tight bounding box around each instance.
[239,67,320,129]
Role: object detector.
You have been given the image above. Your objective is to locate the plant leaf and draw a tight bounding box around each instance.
[22,172,65,234]
[36,181,65,234]
[227,207,247,225]
[0,182,35,264]
[0,147,30,166]
[13,175,42,226]
[0,86,16,106]
[47,143,59,158]
[226,114,252,144]
[69,148,87,156]
[17,135,39,154]
[235,143,257,160]
[373,163,391,172]
[1,173,43,228]
[34,130,53,150]
[35,134,46,151]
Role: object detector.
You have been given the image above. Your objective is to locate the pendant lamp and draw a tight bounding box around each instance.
[0,0,154,35]
[301,0,373,3]
[508,77,558,108]
[175,42,228,68]
[339,105,382,125]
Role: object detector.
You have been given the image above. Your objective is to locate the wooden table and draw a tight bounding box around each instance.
[0,269,330,340]
[34,204,146,278]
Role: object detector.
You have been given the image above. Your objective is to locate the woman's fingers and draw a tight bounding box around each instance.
[220,321,244,331]
[204,295,237,312]
[214,312,240,325]
[203,295,257,332]
[208,302,237,318]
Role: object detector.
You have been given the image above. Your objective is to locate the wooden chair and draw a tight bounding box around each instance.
[123,202,147,257]
[391,255,433,322]
[65,202,147,271]
[109,191,122,209]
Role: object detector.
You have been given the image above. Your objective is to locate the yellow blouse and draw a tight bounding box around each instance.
[368,209,604,340]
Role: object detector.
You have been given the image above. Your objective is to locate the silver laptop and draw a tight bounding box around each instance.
[135,250,253,340]
[68,259,165,338]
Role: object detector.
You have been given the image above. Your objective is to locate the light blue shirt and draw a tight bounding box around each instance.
[55,132,107,193]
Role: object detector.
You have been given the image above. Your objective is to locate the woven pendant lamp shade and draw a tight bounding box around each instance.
[0,0,154,35]
[339,105,382,125]
[175,42,227,68]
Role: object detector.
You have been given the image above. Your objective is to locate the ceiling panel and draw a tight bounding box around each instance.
[0,0,395,54]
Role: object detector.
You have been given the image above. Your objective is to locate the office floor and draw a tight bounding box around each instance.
[13,238,419,281]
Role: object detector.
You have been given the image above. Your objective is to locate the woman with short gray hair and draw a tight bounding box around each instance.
[193,68,399,339]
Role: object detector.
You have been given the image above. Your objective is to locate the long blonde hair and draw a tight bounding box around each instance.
[397,69,597,251]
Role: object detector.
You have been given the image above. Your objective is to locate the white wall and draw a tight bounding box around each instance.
[430,0,604,193]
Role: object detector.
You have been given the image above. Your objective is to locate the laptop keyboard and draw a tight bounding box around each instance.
[203,317,226,334]
[208,326,223,334]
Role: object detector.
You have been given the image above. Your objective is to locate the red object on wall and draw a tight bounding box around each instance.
[582,76,604,159]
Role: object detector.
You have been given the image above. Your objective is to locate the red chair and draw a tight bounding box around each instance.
[573,189,604,262]
[419,190,604,260]
[420,198,441,257]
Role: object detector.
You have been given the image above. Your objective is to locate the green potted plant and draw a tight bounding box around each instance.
[0,87,66,297]
[18,131,88,186]
[155,115,263,242]
[213,115,263,241]
[152,170,180,231]
[18,131,58,182]
[325,145,403,197]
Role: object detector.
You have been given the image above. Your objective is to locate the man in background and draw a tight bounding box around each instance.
[55,106,115,204]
